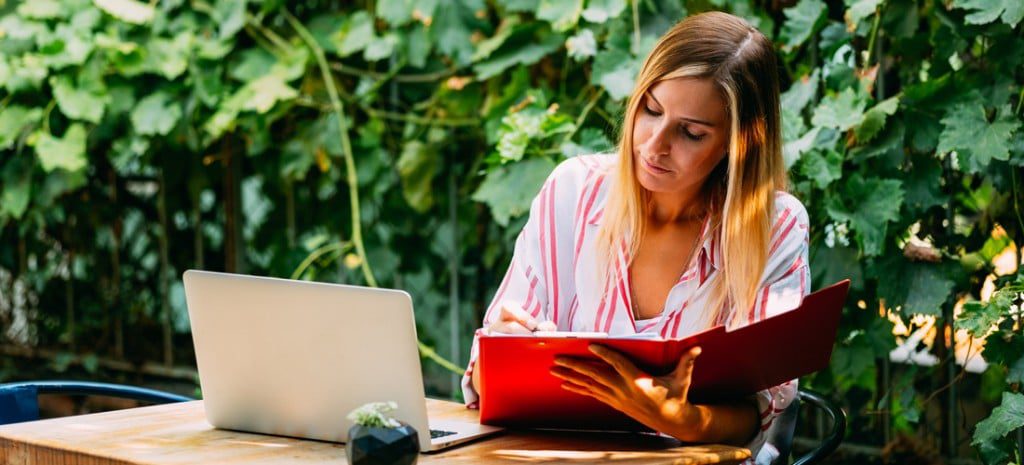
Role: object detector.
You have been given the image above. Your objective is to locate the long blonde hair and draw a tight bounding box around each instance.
[595,11,787,328]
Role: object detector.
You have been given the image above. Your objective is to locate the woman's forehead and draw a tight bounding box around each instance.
[646,78,727,128]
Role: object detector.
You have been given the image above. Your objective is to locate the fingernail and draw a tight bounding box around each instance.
[692,347,702,357]
[526,318,538,330]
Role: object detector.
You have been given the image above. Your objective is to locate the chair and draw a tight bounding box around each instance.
[769,389,847,465]
[0,380,193,425]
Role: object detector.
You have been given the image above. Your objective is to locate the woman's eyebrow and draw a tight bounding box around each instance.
[646,92,716,127]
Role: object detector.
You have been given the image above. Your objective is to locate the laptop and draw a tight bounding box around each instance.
[182,270,502,452]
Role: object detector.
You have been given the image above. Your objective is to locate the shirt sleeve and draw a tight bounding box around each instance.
[461,161,575,407]
[744,195,811,463]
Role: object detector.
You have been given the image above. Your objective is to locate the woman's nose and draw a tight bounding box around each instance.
[644,122,672,156]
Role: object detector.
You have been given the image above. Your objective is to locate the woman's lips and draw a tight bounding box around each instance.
[641,157,671,174]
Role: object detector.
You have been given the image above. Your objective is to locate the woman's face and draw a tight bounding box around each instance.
[632,77,730,196]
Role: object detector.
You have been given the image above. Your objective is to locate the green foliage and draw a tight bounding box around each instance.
[1,1,1023,461]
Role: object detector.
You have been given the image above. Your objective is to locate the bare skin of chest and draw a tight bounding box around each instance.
[629,220,704,320]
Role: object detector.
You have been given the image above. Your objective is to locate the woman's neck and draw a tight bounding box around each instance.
[647,186,708,226]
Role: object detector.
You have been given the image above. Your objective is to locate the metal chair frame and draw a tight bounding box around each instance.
[0,380,192,425]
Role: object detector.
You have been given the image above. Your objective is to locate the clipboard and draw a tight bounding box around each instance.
[476,280,850,430]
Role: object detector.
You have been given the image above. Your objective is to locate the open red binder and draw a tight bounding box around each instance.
[477,280,850,430]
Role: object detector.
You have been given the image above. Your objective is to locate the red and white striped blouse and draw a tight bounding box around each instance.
[462,154,810,464]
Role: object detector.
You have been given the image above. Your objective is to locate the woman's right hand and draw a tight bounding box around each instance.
[473,301,556,394]
[486,300,557,334]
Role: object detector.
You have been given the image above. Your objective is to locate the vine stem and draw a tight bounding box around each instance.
[285,10,465,377]
[290,241,351,280]
[285,9,377,288]
[1013,169,1024,244]
[864,2,885,67]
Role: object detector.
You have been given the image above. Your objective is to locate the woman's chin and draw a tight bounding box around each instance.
[636,172,676,193]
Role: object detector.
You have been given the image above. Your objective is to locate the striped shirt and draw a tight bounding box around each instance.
[462,154,810,464]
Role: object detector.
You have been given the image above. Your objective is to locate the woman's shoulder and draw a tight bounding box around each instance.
[551,153,616,178]
[772,191,809,224]
[770,191,810,246]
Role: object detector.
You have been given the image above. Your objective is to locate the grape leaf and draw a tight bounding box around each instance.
[131,92,182,136]
[952,0,1024,27]
[780,0,827,51]
[34,124,88,174]
[812,88,867,131]
[472,157,556,226]
[973,392,1024,445]
[938,103,1020,172]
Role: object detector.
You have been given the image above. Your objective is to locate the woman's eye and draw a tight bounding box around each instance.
[680,127,706,141]
[643,104,661,116]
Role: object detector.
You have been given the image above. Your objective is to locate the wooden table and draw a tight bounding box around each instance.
[0,398,750,464]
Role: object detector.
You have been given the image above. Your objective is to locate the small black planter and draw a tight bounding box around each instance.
[346,423,419,465]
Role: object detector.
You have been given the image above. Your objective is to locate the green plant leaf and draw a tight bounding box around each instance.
[781,70,819,114]
[51,77,108,124]
[875,257,954,317]
[591,48,640,100]
[242,74,299,114]
[94,0,156,24]
[973,392,1024,445]
[562,127,613,157]
[364,33,400,61]
[34,124,88,174]
[844,0,882,32]
[496,108,547,161]
[431,0,478,64]
[214,0,247,39]
[131,92,182,136]
[17,0,63,19]
[952,0,1024,27]
[397,141,440,213]
[825,175,903,256]
[855,96,899,143]
[938,104,1020,172]
[472,16,523,62]
[537,0,583,32]
[473,34,562,80]
[377,0,438,26]
[581,0,626,23]
[0,106,43,150]
[799,149,843,189]
[0,158,33,220]
[145,33,193,79]
[780,0,827,51]
[334,11,375,57]
[812,88,867,131]
[472,157,556,226]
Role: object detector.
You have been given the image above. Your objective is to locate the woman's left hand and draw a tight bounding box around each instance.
[550,344,706,441]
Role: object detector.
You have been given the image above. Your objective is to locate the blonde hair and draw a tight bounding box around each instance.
[595,11,787,328]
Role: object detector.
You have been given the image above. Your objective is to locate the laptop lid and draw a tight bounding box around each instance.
[183,270,434,450]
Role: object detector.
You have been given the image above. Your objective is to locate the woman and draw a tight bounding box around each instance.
[462,11,809,464]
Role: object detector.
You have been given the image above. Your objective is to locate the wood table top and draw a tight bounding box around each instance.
[0,398,751,464]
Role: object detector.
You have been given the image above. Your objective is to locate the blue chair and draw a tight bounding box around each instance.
[0,380,193,425]
[770,389,847,465]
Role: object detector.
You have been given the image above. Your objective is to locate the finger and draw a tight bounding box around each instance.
[558,379,614,402]
[672,346,702,400]
[588,344,642,380]
[536,320,557,332]
[553,358,620,391]
[499,300,538,331]
[489,320,536,335]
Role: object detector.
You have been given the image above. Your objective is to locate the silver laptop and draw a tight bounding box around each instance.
[182,270,502,452]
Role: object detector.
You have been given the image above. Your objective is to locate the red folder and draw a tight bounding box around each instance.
[477,280,850,430]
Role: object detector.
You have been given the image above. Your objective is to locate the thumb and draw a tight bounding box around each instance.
[673,346,701,398]
[500,300,538,331]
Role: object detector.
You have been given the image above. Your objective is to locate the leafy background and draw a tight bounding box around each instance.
[1,0,1023,462]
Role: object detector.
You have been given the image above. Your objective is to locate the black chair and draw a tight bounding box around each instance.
[0,380,193,425]
[770,389,846,465]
